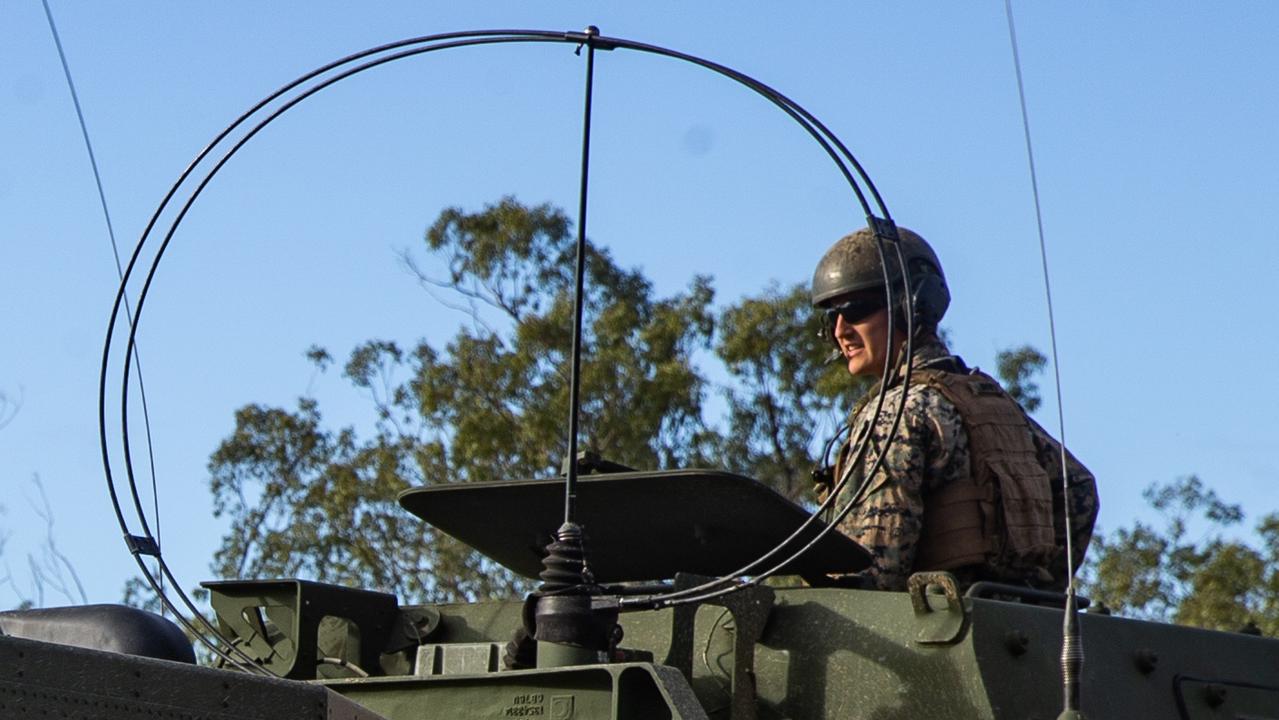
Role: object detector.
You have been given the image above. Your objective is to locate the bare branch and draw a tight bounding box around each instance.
[18,475,90,606]
[398,249,510,332]
[0,387,22,431]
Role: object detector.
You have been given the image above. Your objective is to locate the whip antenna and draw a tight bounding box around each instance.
[1004,2,1085,717]
[562,26,601,530]
[41,0,167,609]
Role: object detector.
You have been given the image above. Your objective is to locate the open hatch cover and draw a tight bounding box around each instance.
[398,469,871,583]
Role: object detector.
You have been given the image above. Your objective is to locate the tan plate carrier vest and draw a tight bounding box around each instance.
[909,368,1057,580]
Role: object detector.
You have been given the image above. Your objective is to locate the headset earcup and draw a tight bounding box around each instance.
[911,272,950,329]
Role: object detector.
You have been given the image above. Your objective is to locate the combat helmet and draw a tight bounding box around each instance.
[810,224,950,330]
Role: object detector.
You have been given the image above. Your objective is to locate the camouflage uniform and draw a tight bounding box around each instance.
[1032,413,1100,588]
[819,337,1098,592]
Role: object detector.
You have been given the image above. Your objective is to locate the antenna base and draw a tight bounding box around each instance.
[529,522,620,667]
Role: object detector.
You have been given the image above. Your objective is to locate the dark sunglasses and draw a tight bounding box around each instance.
[822,296,887,329]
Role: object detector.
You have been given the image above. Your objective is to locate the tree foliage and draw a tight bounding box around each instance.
[715,283,852,500]
[203,196,1279,628]
[205,197,812,603]
[995,344,1047,413]
[1082,475,1279,635]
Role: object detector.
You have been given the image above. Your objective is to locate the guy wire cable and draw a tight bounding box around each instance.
[1004,2,1086,717]
[101,29,874,627]
[98,29,897,635]
[103,30,887,609]
[48,0,273,670]
[97,38,559,677]
[99,33,578,671]
[39,0,168,610]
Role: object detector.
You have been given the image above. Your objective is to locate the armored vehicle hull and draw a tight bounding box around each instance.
[7,581,1279,719]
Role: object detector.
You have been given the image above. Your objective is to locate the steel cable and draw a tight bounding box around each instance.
[99,28,905,651]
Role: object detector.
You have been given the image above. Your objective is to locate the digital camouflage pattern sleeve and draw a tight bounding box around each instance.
[824,382,970,591]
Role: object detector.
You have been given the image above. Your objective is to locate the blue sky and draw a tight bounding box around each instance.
[3,2,1278,607]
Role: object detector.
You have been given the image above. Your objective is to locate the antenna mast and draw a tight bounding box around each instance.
[562,25,601,530]
[1004,2,1086,717]
[529,26,619,669]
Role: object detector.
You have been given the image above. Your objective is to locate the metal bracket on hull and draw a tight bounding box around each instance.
[908,572,970,646]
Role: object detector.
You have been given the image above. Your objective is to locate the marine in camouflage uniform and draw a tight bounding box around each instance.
[819,335,1098,591]
[811,225,1099,592]
[819,336,968,591]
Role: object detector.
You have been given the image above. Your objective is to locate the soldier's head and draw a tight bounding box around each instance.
[811,225,949,377]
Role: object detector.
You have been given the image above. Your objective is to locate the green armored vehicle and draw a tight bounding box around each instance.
[5,466,1279,718]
